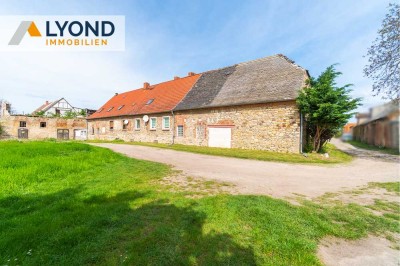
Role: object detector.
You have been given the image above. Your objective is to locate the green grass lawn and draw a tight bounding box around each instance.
[0,141,398,265]
[347,140,400,155]
[87,140,352,164]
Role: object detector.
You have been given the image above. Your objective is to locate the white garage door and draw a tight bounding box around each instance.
[208,127,231,148]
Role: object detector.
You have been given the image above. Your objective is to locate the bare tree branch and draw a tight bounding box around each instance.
[364,3,400,100]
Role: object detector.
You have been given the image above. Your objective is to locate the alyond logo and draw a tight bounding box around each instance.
[8,21,41,45]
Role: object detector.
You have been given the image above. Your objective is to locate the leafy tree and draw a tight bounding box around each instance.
[79,109,87,116]
[297,65,361,152]
[35,110,45,117]
[49,112,59,118]
[364,3,400,100]
[63,110,78,119]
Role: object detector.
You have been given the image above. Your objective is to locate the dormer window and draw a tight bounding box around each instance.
[146,99,154,105]
[107,107,114,112]
[118,105,125,110]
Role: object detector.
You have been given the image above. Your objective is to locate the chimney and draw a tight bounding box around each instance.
[188,72,195,76]
[174,76,180,80]
[143,82,150,89]
[115,93,118,96]
[45,100,49,105]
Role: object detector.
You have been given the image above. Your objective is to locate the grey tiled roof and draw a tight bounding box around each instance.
[175,54,308,111]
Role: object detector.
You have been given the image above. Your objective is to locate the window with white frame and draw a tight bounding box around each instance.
[162,116,170,130]
[150,117,157,130]
[177,125,184,137]
[135,119,141,130]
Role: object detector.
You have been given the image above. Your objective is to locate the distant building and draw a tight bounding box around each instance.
[343,123,356,134]
[33,98,95,117]
[0,100,12,118]
[341,122,356,141]
[353,101,399,150]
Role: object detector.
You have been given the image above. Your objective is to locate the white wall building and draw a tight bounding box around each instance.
[33,98,82,116]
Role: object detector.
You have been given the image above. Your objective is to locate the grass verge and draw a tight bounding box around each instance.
[347,140,400,155]
[87,139,352,164]
[0,141,397,265]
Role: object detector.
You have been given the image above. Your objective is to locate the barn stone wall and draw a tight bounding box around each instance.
[174,101,301,153]
[0,115,87,140]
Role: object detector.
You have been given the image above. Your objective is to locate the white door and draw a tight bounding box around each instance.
[208,127,231,148]
[74,129,87,140]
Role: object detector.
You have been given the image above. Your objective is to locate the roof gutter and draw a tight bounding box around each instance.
[171,110,175,145]
[300,111,303,153]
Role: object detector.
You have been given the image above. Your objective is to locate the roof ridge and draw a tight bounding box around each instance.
[276,54,307,72]
[115,74,201,96]
[236,54,279,66]
[236,54,307,73]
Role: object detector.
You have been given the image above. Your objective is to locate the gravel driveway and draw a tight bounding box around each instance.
[91,140,399,200]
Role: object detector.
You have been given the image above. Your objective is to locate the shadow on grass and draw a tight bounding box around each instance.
[0,188,255,265]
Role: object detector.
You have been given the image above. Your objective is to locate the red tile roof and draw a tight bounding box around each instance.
[88,74,200,119]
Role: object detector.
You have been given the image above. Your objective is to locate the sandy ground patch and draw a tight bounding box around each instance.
[318,235,400,266]
[158,172,238,198]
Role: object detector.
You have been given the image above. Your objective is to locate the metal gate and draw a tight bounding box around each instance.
[57,129,69,140]
[18,128,28,139]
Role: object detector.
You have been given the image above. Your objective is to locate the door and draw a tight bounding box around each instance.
[208,127,231,148]
[74,129,87,140]
[18,128,28,139]
[57,129,69,140]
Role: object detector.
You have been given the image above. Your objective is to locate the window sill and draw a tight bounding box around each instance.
[150,128,156,131]
[162,128,170,131]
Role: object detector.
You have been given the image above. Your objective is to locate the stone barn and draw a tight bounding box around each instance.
[87,54,309,153]
[0,115,87,140]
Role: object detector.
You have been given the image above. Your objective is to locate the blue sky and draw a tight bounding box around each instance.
[0,0,392,118]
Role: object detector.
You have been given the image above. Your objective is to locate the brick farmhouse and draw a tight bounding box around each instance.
[88,54,309,153]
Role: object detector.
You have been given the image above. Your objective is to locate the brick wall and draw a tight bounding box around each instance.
[0,115,87,140]
[87,101,302,153]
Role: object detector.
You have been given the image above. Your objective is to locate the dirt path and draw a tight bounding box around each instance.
[91,141,399,200]
[330,138,399,163]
